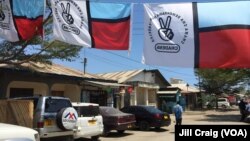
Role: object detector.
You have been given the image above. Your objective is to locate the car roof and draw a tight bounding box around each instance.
[72,102,99,106]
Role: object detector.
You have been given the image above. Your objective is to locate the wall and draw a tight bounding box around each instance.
[136,87,146,105]
[148,89,157,106]
[7,81,48,97]
[52,84,81,102]
[127,72,155,83]
[64,84,81,102]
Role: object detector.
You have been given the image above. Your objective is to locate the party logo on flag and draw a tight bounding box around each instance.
[52,0,131,50]
[54,0,83,35]
[147,11,189,53]
[144,3,195,67]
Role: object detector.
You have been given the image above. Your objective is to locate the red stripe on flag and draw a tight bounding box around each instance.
[14,17,43,41]
[199,29,250,68]
[91,20,130,50]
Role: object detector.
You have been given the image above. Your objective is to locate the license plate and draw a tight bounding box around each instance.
[164,116,168,119]
[88,120,97,126]
[127,124,133,128]
[44,119,54,126]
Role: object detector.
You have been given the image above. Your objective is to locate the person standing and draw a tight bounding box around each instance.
[173,101,183,125]
[239,99,247,121]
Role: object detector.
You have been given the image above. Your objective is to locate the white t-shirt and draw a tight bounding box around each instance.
[246,104,250,112]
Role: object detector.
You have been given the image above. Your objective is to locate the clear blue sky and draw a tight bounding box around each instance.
[53,0,230,86]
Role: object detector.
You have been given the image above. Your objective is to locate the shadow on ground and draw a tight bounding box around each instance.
[101,132,133,138]
[196,114,241,122]
[129,127,169,133]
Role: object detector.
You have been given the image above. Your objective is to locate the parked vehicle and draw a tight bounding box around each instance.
[0,123,40,141]
[206,98,230,109]
[14,96,78,140]
[121,105,171,131]
[72,102,103,141]
[99,106,136,135]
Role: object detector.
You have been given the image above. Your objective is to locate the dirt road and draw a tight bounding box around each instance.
[99,108,249,141]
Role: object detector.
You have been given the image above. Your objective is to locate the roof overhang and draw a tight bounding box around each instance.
[84,80,130,88]
[157,90,179,94]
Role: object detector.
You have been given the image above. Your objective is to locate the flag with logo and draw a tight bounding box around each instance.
[52,0,131,50]
[0,0,44,42]
[143,1,250,68]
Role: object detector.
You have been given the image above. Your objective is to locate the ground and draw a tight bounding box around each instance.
[78,106,249,141]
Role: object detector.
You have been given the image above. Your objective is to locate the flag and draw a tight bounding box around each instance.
[143,1,250,68]
[52,0,131,50]
[0,0,44,42]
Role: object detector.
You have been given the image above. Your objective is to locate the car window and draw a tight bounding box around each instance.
[74,105,99,117]
[45,98,72,113]
[144,106,162,114]
[100,107,123,115]
[218,99,226,102]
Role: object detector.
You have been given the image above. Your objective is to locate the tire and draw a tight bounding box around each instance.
[56,107,78,130]
[155,127,161,130]
[102,128,109,136]
[117,130,125,134]
[91,136,99,141]
[221,105,226,109]
[139,121,150,131]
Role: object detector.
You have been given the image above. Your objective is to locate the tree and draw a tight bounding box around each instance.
[0,2,82,65]
[195,69,250,108]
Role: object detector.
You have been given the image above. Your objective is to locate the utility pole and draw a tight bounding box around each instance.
[83,57,87,74]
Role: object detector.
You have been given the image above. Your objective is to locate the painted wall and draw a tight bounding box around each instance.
[7,81,48,97]
[52,84,81,102]
[127,72,155,83]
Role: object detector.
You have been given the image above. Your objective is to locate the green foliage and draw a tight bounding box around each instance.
[195,69,250,95]
[0,4,82,65]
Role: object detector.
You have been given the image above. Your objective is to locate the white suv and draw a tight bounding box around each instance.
[206,98,230,109]
[15,96,78,140]
[217,98,230,108]
[72,102,104,141]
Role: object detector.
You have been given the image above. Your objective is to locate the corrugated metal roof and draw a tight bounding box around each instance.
[171,83,200,93]
[0,62,107,80]
[97,69,144,83]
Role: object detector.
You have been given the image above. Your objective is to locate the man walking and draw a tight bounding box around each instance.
[239,99,247,121]
[173,101,183,125]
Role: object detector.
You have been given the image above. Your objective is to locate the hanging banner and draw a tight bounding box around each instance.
[52,0,131,50]
[143,1,250,68]
[0,0,44,42]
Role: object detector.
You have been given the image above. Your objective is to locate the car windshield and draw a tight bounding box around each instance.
[143,106,162,114]
[100,107,124,115]
[45,98,72,113]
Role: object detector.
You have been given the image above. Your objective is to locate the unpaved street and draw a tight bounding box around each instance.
[98,108,249,141]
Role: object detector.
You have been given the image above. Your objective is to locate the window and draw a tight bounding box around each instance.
[9,88,33,98]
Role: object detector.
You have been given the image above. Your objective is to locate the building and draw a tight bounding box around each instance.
[0,62,128,107]
[97,69,171,108]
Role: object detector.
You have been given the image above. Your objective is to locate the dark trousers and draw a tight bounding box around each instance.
[176,118,182,125]
[240,109,246,121]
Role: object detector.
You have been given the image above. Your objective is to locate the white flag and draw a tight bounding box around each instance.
[0,0,19,42]
[52,0,91,47]
[143,3,195,67]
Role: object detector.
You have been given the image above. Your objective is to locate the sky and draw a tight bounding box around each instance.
[53,0,234,86]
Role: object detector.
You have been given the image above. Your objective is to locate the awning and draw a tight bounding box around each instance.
[157,90,178,94]
[85,80,130,88]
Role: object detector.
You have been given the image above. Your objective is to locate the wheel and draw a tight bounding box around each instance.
[56,107,78,130]
[91,136,99,141]
[117,130,125,134]
[221,105,226,109]
[139,121,150,131]
[155,127,161,130]
[102,128,109,136]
